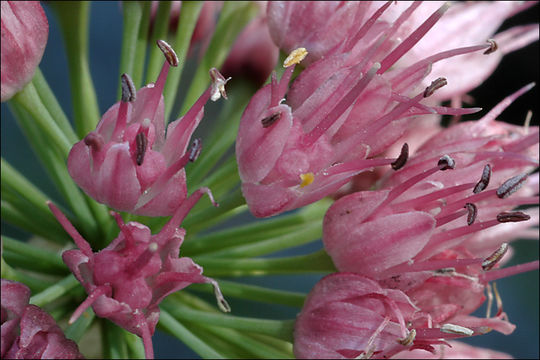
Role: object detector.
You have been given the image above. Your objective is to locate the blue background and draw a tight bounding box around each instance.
[1,2,538,358]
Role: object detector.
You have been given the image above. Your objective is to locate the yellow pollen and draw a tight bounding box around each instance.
[299,172,314,187]
[283,48,308,68]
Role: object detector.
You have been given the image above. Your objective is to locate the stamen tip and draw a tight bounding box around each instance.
[483,39,498,55]
[437,154,455,170]
[391,143,409,170]
[283,47,308,67]
[156,39,179,67]
[424,77,447,98]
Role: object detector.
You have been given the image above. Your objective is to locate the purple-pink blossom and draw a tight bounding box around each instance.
[1,1,49,102]
[67,40,229,216]
[47,188,229,359]
[1,279,84,359]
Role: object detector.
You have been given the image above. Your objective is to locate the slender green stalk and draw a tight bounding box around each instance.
[119,1,145,92]
[102,321,128,359]
[0,258,53,293]
[159,309,225,359]
[32,68,78,143]
[2,237,67,275]
[65,308,95,342]
[30,274,79,308]
[125,331,146,359]
[200,220,322,258]
[196,322,293,359]
[131,2,151,90]
[7,102,102,240]
[11,83,73,155]
[164,1,204,121]
[49,2,101,138]
[188,279,306,308]
[144,1,172,85]
[195,249,337,277]
[162,301,295,342]
[179,1,258,116]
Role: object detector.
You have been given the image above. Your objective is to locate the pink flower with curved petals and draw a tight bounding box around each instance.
[67,40,229,216]
[47,188,229,360]
[1,1,49,102]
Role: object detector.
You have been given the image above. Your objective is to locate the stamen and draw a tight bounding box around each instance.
[210,280,231,313]
[473,164,491,193]
[493,282,503,317]
[435,267,456,274]
[437,154,455,170]
[300,172,315,188]
[189,138,202,162]
[135,132,148,166]
[283,47,308,67]
[440,323,474,336]
[69,285,111,324]
[209,68,231,101]
[398,329,416,346]
[496,211,530,223]
[156,39,179,66]
[482,243,509,271]
[483,39,498,55]
[83,132,104,152]
[496,173,528,198]
[464,202,477,226]
[423,77,447,98]
[391,143,409,170]
[485,283,493,318]
[261,112,281,128]
[121,73,136,102]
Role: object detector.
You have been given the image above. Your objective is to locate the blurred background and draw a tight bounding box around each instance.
[1,2,538,358]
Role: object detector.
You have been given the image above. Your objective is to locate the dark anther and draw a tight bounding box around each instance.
[482,243,508,271]
[483,39,498,55]
[496,211,530,223]
[496,173,527,199]
[261,112,281,128]
[189,138,203,162]
[473,164,491,194]
[156,39,179,67]
[391,143,409,170]
[423,77,447,97]
[464,202,477,226]
[437,154,455,170]
[135,132,148,166]
[121,73,136,102]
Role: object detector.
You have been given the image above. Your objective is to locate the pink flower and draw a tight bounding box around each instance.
[376,1,539,101]
[1,1,48,102]
[1,279,84,359]
[67,40,229,216]
[221,3,279,87]
[294,273,515,359]
[237,2,489,218]
[323,85,539,279]
[394,340,513,359]
[47,188,229,360]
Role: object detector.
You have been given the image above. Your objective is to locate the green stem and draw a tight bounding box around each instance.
[7,101,100,240]
[50,1,101,138]
[164,1,204,121]
[2,237,67,275]
[144,1,172,85]
[119,1,146,92]
[30,274,79,308]
[200,220,322,258]
[0,258,52,293]
[195,322,293,359]
[11,83,72,155]
[32,68,78,143]
[159,309,225,359]
[125,330,146,359]
[131,2,151,90]
[178,1,258,116]
[102,321,128,359]
[1,159,72,242]
[188,279,305,308]
[65,308,95,342]
[195,249,337,277]
[162,301,295,342]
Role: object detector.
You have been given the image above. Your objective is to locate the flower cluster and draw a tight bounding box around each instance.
[1,1,538,359]
[1,280,84,359]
